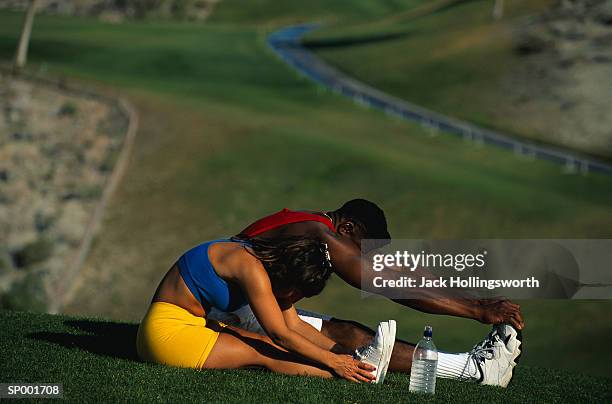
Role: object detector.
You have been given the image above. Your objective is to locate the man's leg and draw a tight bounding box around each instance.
[212,305,520,385]
[320,318,415,373]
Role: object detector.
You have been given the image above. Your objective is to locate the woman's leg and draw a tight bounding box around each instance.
[204,326,333,378]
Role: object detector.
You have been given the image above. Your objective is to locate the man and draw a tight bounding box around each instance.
[208,199,523,386]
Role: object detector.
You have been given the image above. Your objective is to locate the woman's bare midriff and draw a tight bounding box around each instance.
[152,264,206,317]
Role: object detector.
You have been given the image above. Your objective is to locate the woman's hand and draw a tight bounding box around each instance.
[329,354,376,383]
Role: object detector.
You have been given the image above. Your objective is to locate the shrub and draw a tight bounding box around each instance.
[0,271,48,312]
[11,238,54,269]
[58,101,78,117]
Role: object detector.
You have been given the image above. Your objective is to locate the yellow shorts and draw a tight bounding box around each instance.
[136,301,224,369]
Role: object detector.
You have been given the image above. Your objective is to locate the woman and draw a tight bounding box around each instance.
[137,235,375,383]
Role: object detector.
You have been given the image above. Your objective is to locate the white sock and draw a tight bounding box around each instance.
[436,351,478,380]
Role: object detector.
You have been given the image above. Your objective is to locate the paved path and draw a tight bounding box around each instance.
[267,24,612,175]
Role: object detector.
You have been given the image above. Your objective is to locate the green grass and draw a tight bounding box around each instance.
[0,2,611,389]
[300,281,612,377]
[1,310,611,403]
[307,0,604,154]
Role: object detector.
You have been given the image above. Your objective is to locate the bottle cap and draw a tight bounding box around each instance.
[424,325,433,338]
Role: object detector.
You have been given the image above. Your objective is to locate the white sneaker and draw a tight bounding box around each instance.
[494,323,522,365]
[354,321,395,384]
[469,324,521,388]
[378,320,396,383]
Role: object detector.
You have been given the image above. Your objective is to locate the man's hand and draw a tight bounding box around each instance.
[476,297,524,330]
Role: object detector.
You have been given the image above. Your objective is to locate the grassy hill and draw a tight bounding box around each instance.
[305,0,542,128]
[306,0,612,158]
[1,0,611,388]
[1,310,611,403]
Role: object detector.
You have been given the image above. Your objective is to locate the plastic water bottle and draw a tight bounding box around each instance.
[409,325,438,394]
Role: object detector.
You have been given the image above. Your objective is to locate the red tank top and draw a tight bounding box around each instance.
[239,208,335,237]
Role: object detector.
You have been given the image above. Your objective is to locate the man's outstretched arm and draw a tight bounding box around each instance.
[391,296,524,330]
[320,230,524,330]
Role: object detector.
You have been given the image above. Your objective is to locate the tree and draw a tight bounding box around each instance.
[14,0,41,72]
[493,0,504,20]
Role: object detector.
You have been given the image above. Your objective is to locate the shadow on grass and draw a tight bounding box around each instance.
[303,31,410,49]
[26,321,322,372]
[27,320,139,361]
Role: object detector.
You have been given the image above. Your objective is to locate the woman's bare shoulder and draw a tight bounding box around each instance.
[208,241,265,280]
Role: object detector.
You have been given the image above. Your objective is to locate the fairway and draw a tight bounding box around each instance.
[1,0,612,395]
[307,0,612,158]
[1,310,611,403]
[307,0,554,136]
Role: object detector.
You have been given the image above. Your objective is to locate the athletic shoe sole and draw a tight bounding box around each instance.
[372,322,387,384]
[506,328,523,388]
[378,320,396,384]
[496,324,523,388]
[495,324,522,365]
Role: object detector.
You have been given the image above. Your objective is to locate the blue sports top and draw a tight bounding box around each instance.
[177,239,249,312]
